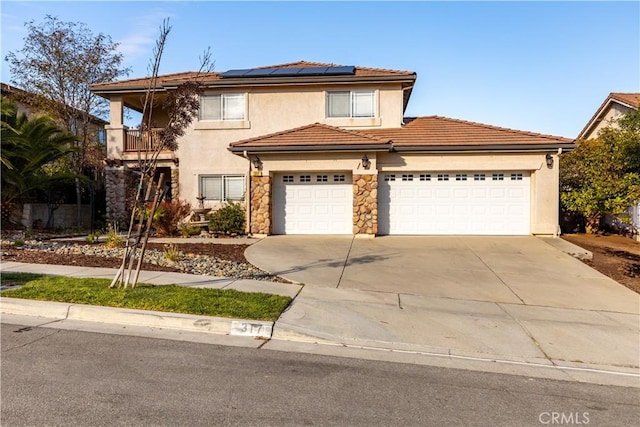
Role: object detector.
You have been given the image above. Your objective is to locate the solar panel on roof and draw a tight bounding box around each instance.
[325,66,356,75]
[296,67,330,75]
[220,69,250,77]
[269,68,304,76]
[220,65,356,78]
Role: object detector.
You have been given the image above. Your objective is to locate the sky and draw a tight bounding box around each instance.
[1,1,639,138]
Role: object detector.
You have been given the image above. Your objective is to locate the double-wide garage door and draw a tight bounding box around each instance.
[272,171,531,235]
[273,173,352,234]
[378,171,531,235]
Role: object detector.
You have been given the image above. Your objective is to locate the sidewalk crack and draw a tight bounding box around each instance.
[336,236,355,288]
[496,303,556,365]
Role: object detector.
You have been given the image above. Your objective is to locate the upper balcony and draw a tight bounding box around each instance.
[124,128,164,152]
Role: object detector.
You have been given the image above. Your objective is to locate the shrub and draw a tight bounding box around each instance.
[208,202,245,235]
[13,239,25,247]
[154,199,192,237]
[163,244,182,262]
[179,223,201,237]
[104,224,124,248]
[86,231,102,243]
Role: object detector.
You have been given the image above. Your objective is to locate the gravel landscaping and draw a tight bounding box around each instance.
[0,238,284,282]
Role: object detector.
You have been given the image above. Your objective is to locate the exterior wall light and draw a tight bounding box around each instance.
[361,154,371,170]
[252,156,262,170]
[545,153,554,169]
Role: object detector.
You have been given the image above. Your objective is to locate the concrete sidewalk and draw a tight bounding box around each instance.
[0,261,299,297]
[0,261,302,340]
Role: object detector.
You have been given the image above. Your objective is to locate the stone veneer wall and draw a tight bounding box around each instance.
[105,167,127,223]
[353,174,378,235]
[171,168,179,199]
[105,167,137,225]
[250,176,271,234]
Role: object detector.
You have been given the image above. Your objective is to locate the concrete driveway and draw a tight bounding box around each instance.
[246,236,638,312]
[246,236,640,385]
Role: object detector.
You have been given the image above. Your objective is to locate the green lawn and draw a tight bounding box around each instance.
[0,273,291,321]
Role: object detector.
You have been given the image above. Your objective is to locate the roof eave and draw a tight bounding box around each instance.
[229,143,392,154]
[392,143,576,153]
[91,74,416,94]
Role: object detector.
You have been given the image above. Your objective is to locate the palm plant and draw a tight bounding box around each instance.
[1,99,79,205]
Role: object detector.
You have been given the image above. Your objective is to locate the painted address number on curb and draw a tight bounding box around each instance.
[230,321,273,338]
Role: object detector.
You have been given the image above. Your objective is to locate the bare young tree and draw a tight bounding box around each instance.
[5,15,131,226]
[110,19,214,288]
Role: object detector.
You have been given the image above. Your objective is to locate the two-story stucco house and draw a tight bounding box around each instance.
[91,61,574,236]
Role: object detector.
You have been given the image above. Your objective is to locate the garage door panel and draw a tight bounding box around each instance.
[273,173,352,235]
[379,171,530,235]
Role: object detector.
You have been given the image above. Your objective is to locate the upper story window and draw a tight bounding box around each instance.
[326,90,375,118]
[199,94,245,121]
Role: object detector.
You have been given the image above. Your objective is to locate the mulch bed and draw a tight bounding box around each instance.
[0,241,251,274]
[562,234,640,294]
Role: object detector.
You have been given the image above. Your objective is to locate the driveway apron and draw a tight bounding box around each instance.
[246,235,640,378]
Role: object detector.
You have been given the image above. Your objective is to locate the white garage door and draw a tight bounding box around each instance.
[378,172,530,235]
[273,173,352,234]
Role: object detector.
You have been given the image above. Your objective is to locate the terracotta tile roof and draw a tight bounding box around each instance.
[91,61,415,92]
[364,116,573,146]
[577,92,640,139]
[250,60,415,77]
[610,92,640,108]
[229,123,390,149]
[229,117,572,153]
[91,71,220,90]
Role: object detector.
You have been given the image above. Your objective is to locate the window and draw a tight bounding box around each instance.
[199,175,245,201]
[333,175,345,182]
[300,175,311,182]
[420,174,431,181]
[283,175,294,183]
[510,173,523,181]
[437,174,449,181]
[474,173,485,181]
[455,174,467,181]
[402,174,414,182]
[316,175,328,182]
[492,173,504,181]
[326,90,375,118]
[199,94,245,120]
[384,174,396,182]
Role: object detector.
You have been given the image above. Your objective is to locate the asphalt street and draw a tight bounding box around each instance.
[1,323,638,426]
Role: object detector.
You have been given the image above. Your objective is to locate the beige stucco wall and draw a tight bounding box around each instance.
[172,83,402,207]
[255,151,560,235]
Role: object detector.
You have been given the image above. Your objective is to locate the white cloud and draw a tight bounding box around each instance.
[116,11,175,59]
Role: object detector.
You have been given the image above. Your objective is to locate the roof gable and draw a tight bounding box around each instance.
[577,92,640,139]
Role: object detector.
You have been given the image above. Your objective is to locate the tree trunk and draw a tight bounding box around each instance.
[75,177,82,228]
[585,215,600,234]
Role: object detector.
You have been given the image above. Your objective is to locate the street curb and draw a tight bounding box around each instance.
[0,297,273,338]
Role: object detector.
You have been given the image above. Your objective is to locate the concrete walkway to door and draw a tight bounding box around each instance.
[246,236,640,386]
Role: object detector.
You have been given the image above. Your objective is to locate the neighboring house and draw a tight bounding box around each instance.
[1,82,108,142]
[2,82,108,229]
[578,92,640,140]
[577,92,640,230]
[91,61,574,236]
